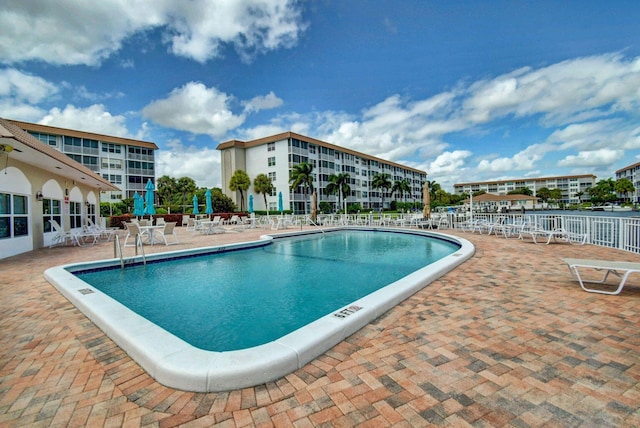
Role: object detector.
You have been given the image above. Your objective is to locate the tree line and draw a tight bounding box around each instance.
[102,167,636,217]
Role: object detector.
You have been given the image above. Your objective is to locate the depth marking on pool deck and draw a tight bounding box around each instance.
[333,305,362,319]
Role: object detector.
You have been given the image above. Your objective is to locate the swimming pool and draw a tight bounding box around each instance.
[45,227,474,392]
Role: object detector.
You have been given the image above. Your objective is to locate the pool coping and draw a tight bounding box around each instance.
[44,227,474,392]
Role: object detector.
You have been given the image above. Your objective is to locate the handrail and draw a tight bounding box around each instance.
[135,233,147,266]
[305,215,325,234]
[114,232,146,268]
[113,235,124,269]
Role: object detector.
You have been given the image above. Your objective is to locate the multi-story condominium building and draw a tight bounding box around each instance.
[615,162,640,202]
[454,174,596,204]
[217,132,428,214]
[9,120,158,201]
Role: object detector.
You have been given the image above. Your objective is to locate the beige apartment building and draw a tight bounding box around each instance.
[217,132,428,214]
[615,162,640,202]
[9,119,158,201]
[454,174,596,204]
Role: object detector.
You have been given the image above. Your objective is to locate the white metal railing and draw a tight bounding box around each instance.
[270,212,640,254]
[453,212,640,254]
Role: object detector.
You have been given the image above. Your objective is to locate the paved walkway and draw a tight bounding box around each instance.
[1,226,639,427]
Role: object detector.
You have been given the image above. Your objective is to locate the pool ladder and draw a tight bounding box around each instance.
[113,234,146,269]
[305,215,325,234]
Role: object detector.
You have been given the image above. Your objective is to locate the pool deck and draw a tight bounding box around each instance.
[1,226,639,427]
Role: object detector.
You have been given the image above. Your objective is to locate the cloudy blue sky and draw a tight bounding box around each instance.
[1,0,639,191]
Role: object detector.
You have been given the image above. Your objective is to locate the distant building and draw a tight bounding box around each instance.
[0,118,118,259]
[217,132,428,213]
[454,174,596,204]
[464,193,539,212]
[8,119,158,201]
[615,162,640,202]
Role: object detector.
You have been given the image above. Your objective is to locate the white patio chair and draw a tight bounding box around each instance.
[157,222,179,245]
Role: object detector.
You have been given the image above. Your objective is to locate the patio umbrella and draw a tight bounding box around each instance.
[205,189,213,215]
[278,191,283,213]
[311,190,317,222]
[192,195,199,215]
[248,194,254,213]
[423,182,431,219]
[133,192,144,217]
[144,179,156,215]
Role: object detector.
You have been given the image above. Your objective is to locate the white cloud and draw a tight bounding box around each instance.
[475,143,548,172]
[0,68,58,103]
[0,0,306,65]
[462,53,640,127]
[428,150,472,175]
[558,149,624,167]
[243,91,284,113]
[142,82,245,137]
[155,139,221,188]
[39,104,132,137]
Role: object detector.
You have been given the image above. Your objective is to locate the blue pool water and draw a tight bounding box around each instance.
[75,230,459,351]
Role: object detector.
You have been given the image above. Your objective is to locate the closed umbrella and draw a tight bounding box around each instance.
[144,179,156,215]
[205,189,213,215]
[278,191,283,213]
[248,194,254,213]
[133,192,144,217]
[423,182,430,219]
[311,190,317,222]
[192,195,199,215]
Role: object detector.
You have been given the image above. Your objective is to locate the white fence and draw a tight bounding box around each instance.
[457,213,640,254]
[282,212,640,255]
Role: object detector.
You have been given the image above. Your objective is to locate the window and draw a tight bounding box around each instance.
[102,174,122,184]
[268,157,276,167]
[43,199,61,233]
[101,158,122,169]
[86,203,96,227]
[70,202,82,229]
[268,172,276,181]
[83,139,99,149]
[0,193,29,239]
[102,143,122,154]
[65,136,82,147]
[67,154,82,163]
[267,142,275,152]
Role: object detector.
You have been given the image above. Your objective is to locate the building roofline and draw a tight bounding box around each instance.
[454,174,597,187]
[616,162,640,174]
[8,119,159,150]
[217,131,427,175]
[0,118,119,191]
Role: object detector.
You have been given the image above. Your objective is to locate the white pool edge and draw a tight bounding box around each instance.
[44,228,474,392]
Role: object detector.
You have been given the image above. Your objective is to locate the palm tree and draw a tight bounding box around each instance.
[325,172,351,213]
[175,176,196,213]
[428,180,441,202]
[614,178,635,203]
[253,173,274,215]
[392,179,411,205]
[156,175,177,210]
[371,173,392,212]
[289,162,314,214]
[229,170,251,212]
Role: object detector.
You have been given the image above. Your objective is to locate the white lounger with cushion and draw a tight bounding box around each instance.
[563,258,640,295]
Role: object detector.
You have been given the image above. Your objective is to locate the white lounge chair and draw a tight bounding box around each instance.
[564,258,640,295]
[85,218,117,242]
[49,219,100,247]
[48,219,76,247]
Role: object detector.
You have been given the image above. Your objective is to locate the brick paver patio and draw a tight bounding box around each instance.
[1,226,639,427]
